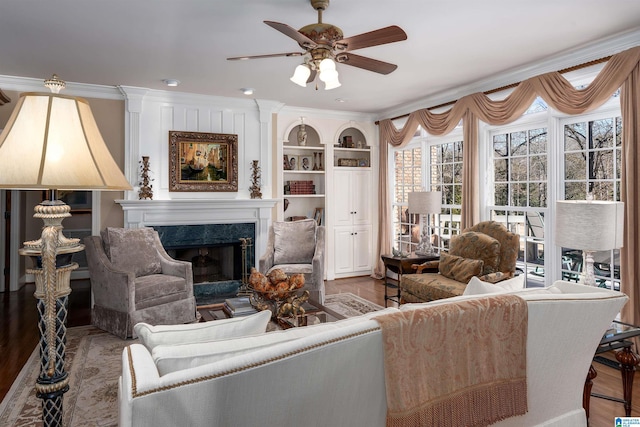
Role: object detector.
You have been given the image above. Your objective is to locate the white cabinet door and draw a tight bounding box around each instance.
[334,227,355,274]
[333,169,353,227]
[352,170,371,225]
[352,225,372,271]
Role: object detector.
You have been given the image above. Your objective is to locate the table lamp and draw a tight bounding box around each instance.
[408,191,442,255]
[554,198,624,287]
[0,75,131,427]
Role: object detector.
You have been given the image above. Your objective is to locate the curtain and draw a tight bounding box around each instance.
[377,46,640,317]
[621,61,640,333]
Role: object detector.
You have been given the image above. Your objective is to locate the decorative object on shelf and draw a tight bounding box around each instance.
[168,130,238,192]
[408,191,442,256]
[284,198,290,211]
[358,158,369,167]
[356,140,364,149]
[342,135,353,148]
[555,195,624,287]
[138,156,154,200]
[283,154,290,170]
[237,238,254,296]
[312,151,323,170]
[338,158,358,167]
[288,155,298,171]
[313,207,324,226]
[300,155,312,171]
[247,267,306,318]
[297,117,307,146]
[0,74,131,427]
[249,160,262,199]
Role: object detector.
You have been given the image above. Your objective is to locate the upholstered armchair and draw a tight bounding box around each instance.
[400,220,520,303]
[84,227,197,339]
[259,219,325,303]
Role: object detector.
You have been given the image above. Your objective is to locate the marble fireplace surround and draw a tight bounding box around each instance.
[115,199,277,272]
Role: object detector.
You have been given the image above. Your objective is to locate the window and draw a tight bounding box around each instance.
[560,115,622,290]
[392,146,422,253]
[391,131,462,255]
[489,125,548,286]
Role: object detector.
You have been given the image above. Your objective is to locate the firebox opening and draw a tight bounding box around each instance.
[167,243,243,285]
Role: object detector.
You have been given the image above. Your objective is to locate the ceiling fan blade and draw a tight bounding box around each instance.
[307,69,317,84]
[264,21,317,49]
[337,25,407,52]
[336,52,398,75]
[227,52,305,61]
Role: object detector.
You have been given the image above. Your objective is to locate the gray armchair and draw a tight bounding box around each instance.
[259,219,325,303]
[84,227,197,339]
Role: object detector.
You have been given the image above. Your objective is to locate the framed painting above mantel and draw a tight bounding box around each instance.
[169,130,238,192]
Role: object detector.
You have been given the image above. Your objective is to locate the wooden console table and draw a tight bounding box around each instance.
[381,253,438,306]
[584,320,640,418]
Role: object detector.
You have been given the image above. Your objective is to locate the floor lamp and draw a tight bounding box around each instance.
[0,75,131,427]
[408,191,442,255]
[554,199,624,287]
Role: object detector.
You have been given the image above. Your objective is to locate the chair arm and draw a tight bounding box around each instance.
[259,227,276,274]
[311,226,325,287]
[84,236,136,313]
[413,260,440,273]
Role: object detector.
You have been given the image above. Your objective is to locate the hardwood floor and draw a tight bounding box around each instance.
[1,276,637,426]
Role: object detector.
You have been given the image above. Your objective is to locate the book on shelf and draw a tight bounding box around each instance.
[223,297,258,317]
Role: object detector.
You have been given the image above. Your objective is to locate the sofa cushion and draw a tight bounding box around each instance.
[104,227,162,277]
[400,273,468,302]
[463,275,525,296]
[438,252,484,283]
[134,310,272,351]
[152,307,399,375]
[449,231,500,275]
[273,219,317,265]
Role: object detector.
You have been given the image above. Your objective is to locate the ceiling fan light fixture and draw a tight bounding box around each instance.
[319,57,336,72]
[290,64,311,87]
[323,75,341,90]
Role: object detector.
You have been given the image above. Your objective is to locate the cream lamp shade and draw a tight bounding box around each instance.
[554,200,624,251]
[0,92,131,191]
[408,191,442,214]
[555,199,623,287]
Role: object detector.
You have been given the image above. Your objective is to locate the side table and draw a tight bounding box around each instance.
[583,320,640,418]
[381,253,438,307]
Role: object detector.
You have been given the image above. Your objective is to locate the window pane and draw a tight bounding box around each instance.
[493,134,508,156]
[529,128,547,154]
[510,157,527,181]
[510,183,527,207]
[494,159,508,182]
[530,155,546,181]
[591,118,614,149]
[590,181,614,201]
[494,183,508,206]
[565,123,586,151]
[453,163,463,183]
[443,143,454,162]
[510,131,527,156]
[529,183,547,208]
[590,150,614,180]
[565,182,586,200]
[564,152,586,180]
[443,164,453,184]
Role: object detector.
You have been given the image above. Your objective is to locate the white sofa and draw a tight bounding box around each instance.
[119,281,627,427]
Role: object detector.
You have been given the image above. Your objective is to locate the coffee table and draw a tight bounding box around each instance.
[197,298,344,329]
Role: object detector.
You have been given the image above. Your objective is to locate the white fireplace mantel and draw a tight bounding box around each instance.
[116,199,278,259]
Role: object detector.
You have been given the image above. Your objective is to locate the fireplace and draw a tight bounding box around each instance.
[154,223,255,304]
[116,198,277,304]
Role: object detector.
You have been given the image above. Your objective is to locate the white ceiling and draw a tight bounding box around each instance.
[1,0,639,117]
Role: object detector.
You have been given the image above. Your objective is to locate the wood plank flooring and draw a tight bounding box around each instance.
[1,276,637,426]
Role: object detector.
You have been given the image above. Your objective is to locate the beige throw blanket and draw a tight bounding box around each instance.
[374,295,528,427]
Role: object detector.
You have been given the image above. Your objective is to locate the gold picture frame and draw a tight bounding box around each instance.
[169,131,238,192]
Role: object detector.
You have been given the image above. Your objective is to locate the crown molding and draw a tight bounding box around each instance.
[0,75,123,100]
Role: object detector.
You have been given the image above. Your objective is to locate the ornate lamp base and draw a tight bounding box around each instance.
[19,200,83,427]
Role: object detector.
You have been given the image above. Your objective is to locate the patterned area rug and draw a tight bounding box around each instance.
[0,293,382,426]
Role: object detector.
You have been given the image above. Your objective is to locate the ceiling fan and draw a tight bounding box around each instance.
[227,0,407,89]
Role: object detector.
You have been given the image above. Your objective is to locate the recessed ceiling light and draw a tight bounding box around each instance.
[335,98,346,103]
[162,79,180,87]
[242,88,254,95]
